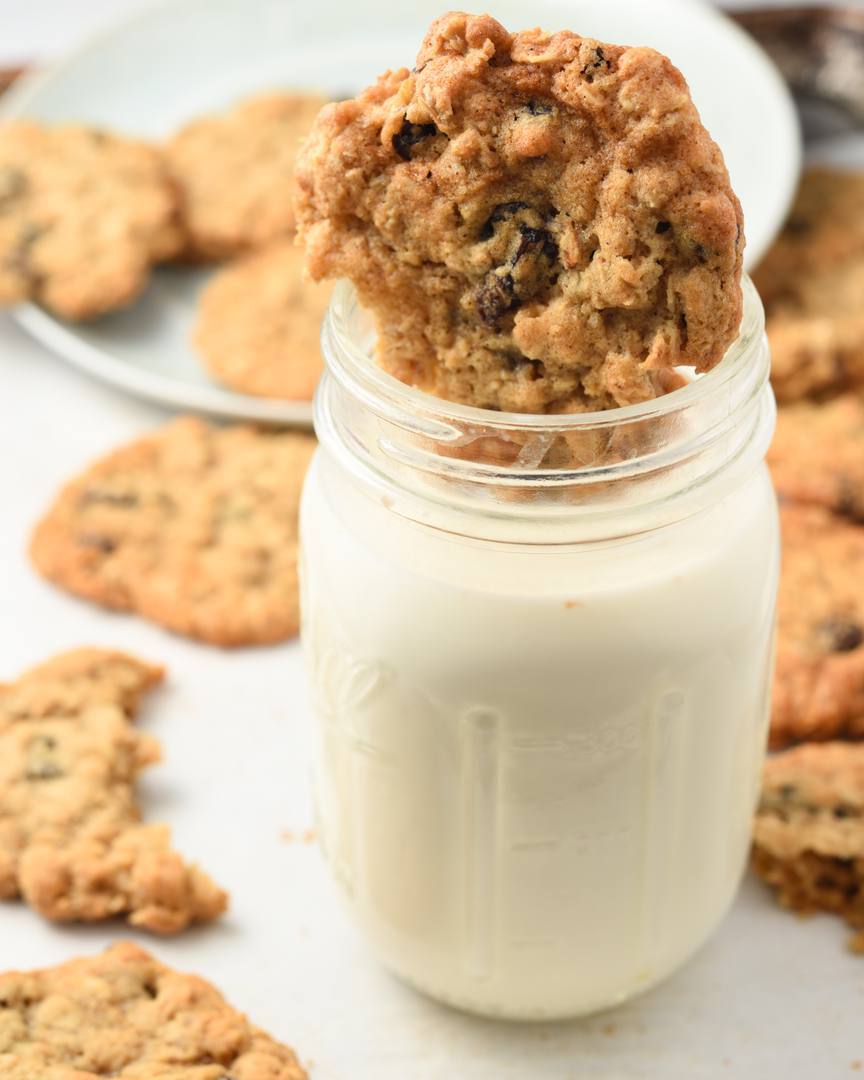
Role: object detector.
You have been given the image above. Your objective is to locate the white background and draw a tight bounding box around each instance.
[1,2,864,1078]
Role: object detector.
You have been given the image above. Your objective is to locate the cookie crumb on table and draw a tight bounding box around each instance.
[280,827,317,845]
[295,10,744,414]
[0,648,227,932]
[30,417,316,647]
[0,941,307,1078]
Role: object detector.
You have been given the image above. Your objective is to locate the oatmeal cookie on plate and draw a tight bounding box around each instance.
[194,240,330,400]
[167,91,327,259]
[0,121,181,319]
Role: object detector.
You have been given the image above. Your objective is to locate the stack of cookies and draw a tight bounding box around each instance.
[0,90,332,402]
[751,168,864,949]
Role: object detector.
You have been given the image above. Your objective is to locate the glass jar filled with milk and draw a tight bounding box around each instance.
[300,276,778,1020]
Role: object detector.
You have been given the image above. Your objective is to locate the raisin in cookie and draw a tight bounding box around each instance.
[772,504,864,748]
[753,741,864,950]
[194,240,329,399]
[0,648,227,932]
[0,121,182,319]
[753,168,864,403]
[769,394,864,522]
[0,941,307,1079]
[167,92,327,259]
[30,418,315,647]
[295,11,744,413]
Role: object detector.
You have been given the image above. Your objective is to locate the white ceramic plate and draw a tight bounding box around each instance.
[1,0,800,425]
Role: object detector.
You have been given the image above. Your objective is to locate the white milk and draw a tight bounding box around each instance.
[300,454,779,1019]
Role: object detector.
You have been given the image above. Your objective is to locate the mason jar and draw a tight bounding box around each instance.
[300,276,778,1021]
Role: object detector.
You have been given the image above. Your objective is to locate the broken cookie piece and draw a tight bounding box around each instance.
[753,741,864,950]
[0,941,307,1078]
[0,648,227,932]
[295,10,744,413]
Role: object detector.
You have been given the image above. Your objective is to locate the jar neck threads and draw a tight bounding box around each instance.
[316,278,773,542]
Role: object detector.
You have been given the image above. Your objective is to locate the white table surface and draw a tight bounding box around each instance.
[6,323,864,1080]
[2,2,864,1078]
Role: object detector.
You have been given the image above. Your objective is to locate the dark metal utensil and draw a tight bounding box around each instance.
[730,6,864,140]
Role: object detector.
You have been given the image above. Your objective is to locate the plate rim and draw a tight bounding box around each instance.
[0,0,319,429]
[12,304,315,426]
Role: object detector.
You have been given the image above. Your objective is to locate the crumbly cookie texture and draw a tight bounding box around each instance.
[1,647,163,718]
[295,10,744,413]
[30,418,315,647]
[0,121,182,319]
[753,741,864,950]
[769,394,864,522]
[0,941,307,1079]
[772,504,864,749]
[167,92,327,259]
[0,648,227,932]
[194,240,330,399]
[753,168,864,403]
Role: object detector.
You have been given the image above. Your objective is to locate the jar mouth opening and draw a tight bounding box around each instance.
[317,274,772,532]
[324,275,766,436]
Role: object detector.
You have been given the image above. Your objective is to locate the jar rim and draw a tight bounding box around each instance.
[316,275,773,539]
[323,275,766,437]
